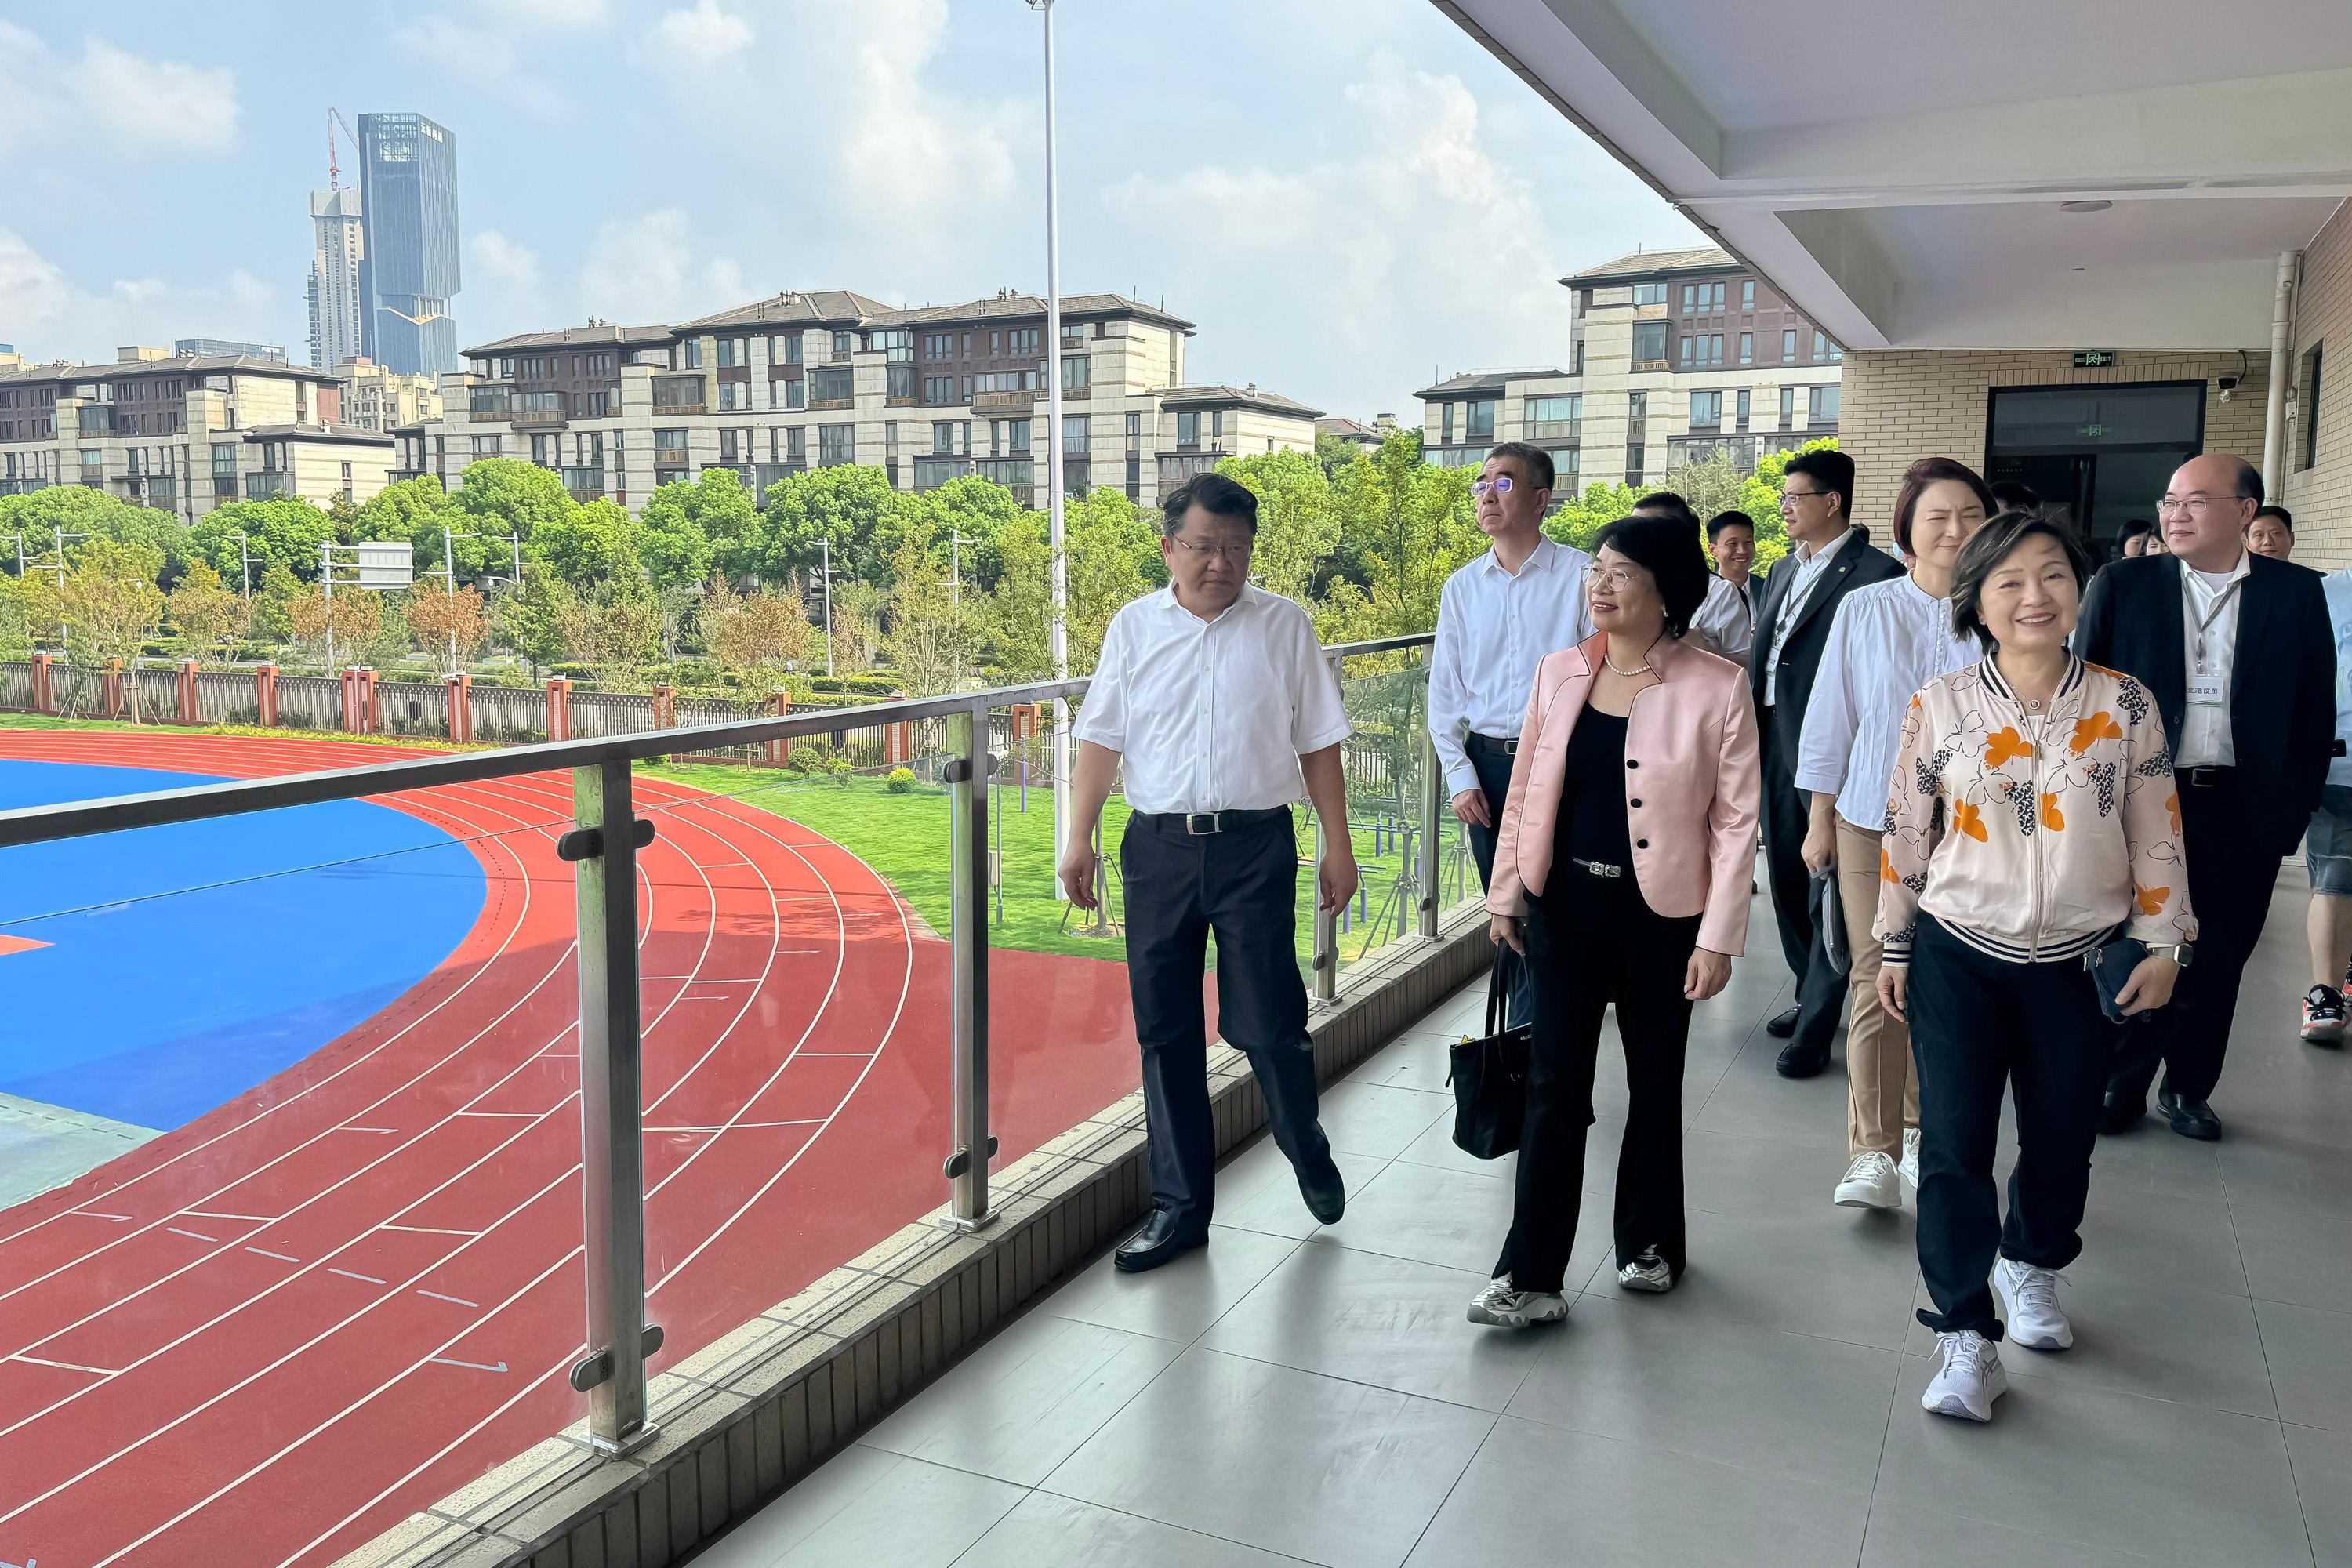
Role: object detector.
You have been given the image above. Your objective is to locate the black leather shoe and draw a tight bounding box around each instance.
[1295,1151,1346,1225]
[2158,1087,2223,1141]
[1774,1040,1830,1078]
[1765,1007,1801,1039]
[1115,1210,1207,1272]
[2094,1092,2146,1134]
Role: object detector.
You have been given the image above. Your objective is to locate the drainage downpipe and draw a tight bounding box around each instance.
[2262,249,2301,492]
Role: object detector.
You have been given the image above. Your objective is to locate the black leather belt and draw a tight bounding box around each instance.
[1570,857,1625,879]
[2181,766,2236,789]
[1132,807,1290,837]
[1467,731,1519,757]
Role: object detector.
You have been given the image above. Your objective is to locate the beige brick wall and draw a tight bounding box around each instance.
[1841,347,2269,541]
[2282,203,2352,566]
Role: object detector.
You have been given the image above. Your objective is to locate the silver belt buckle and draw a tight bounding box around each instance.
[1185,812,1222,836]
[1582,858,1621,879]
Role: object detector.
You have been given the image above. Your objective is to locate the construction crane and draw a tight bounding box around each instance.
[328,107,358,188]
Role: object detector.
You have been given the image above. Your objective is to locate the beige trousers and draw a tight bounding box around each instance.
[1836,814,1918,1157]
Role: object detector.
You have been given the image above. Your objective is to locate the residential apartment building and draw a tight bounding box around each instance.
[355,112,460,376]
[0,347,395,519]
[174,338,288,363]
[335,356,439,433]
[394,287,1321,513]
[307,187,366,372]
[1417,246,1846,495]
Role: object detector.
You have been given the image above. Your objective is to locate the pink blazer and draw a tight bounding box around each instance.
[1488,632,1761,956]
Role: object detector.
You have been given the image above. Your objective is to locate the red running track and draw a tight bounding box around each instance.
[0,731,1143,1568]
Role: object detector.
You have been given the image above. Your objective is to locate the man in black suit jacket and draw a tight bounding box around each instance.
[1748,450,1905,1076]
[2076,454,2336,1140]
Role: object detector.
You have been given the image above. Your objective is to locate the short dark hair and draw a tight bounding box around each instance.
[2224,456,2265,506]
[2254,503,2294,532]
[2119,517,2154,543]
[1892,457,1998,555]
[1949,510,2096,653]
[1593,512,1711,639]
[1630,490,1699,529]
[1989,481,2042,514]
[1484,441,1554,492]
[1784,449,1854,521]
[1161,470,1258,537]
[1705,510,1755,543]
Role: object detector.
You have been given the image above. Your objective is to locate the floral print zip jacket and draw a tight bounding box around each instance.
[1874,657,2198,967]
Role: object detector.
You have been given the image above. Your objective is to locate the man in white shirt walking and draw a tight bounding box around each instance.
[1061,471,1359,1272]
[1693,511,1760,660]
[1428,442,1594,1025]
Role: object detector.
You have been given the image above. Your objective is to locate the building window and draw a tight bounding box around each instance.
[1783,328,1798,361]
[1739,332,1753,365]
[1779,387,1796,429]
[1626,445,1644,485]
[818,424,855,466]
[718,381,741,411]
[779,379,805,410]
[809,366,853,406]
[933,422,957,455]
[1573,339,1585,375]
[1211,409,1226,440]
[1178,410,1203,447]
[1689,391,1722,430]
[887,365,916,405]
[718,430,739,463]
[1465,400,1494,441]
[2300,343,2325,471]
[1742,281,1755,310]
[1813,331,1830,361]
[1064,414,1090,455]
[1062,355,1090,394]
[923,332,953,360]
[1679,336,1694,367]
[211,443,237,477]
[1525,395,1580,440]
[655,428,688,464]
[786,426,805,463]
[681,339,702,369]
[1631,283,1666,305]
[1438,403,1453,445]
[1809,385,1841,425]
[717,338,739,368]
[1681,284,1696,312]
[472,434,501,456]
[832,330,854,360]
[877,329,913,364]
[1008,327,1040,356]
[1736,390,1751,431]
[1632,321,1668,366]
[776,334,802,365]
[1708,282,1726,311]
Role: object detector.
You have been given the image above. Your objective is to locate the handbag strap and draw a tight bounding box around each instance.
[1485,944,1512,1037]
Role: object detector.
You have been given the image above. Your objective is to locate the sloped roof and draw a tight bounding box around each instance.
[1414,368,1563,397]
[0,354,336,387]
[464,323,677,355]
[1160,383,1323,419]
[1561,245,1737,284]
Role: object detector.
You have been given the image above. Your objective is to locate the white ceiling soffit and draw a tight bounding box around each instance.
[1437,0,2352,350]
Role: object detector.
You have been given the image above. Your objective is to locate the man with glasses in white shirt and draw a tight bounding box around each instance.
[2078,453,2335,1141]
[1428,441,1595,1025]
[1062,471,1359,1272]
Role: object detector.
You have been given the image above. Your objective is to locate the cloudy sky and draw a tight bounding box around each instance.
[0,0,1702,418]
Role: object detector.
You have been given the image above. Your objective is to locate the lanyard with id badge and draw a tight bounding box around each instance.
[2184,572,2242,722]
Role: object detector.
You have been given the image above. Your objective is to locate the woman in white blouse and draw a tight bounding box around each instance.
[1795,457,1996,1212]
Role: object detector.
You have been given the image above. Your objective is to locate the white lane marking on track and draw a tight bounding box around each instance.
[340,1127,398,1135]
[185,1212,278,1222]
[71,1213,132,1223]
[414,1290,477,1308]
[326,1269,386,1286]
[245,1248,299,1264]
[163,1228,217,1243]
[12,1353,118,1376]
[379,1225,476,1236]
[425,1357,506,1374]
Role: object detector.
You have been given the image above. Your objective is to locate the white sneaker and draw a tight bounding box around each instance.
[1922,1330,2009,1421]
[1466,1276,1568,1329]
[1617,1249,1675,1293]
[1900,1127,1921,1188]
[1835,1151,1902,1210]
[1993,1258,2074,1351]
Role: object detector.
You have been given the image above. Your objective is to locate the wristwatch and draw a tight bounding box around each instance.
[2145,942,2195,967]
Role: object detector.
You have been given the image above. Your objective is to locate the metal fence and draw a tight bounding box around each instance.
[275,673,342,731]
[379,680,451,737]
[468,681,548,743]
[193,669,250,723]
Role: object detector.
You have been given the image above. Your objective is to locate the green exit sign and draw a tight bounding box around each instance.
[2073,350,2118,368]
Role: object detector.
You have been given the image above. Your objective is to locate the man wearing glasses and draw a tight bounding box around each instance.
[1428,441,1595,1025]
[1749,449,1902,1076]
[1060,470,1358,1271]
[2078,453,2335,1140]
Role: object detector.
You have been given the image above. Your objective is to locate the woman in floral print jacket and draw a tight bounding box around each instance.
[1873,510,2198,1425]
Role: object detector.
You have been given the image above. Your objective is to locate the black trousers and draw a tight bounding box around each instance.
[2109,769,2278,1105]
[1494,872,1702,1292]
[1462,734,1534,1028]
[1910,915,2115,1339]
[1759,712,1846,1052]
[1121,809,1330,1230]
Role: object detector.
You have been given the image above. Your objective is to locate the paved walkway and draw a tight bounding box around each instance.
[702,867,2352,1567]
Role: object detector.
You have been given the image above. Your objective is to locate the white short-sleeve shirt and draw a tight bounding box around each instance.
[1075,584,1352,815]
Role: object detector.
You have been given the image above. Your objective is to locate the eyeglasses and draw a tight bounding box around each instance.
[1169,535,1252,563]
[1470,476,1516,499]
[1780,487,1828,508]
[2154,494,2250,519]
[1588,565,1646,592]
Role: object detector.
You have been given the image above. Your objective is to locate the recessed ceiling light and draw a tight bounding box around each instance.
[2060,200,2114,215]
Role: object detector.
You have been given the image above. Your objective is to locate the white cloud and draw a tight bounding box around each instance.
[0,229,278,362]
[648,1,753,64]
[575,211,747,324]
[470,230,543,292]
[830,0,1017,219]
[0,24,238,158]
[393,13,568,116]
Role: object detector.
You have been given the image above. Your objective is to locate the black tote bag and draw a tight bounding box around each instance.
[1446,949,1533,1159]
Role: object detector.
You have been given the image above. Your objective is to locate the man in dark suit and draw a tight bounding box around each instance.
[1748,449,1905,1076]
[2077,453,2336,1140]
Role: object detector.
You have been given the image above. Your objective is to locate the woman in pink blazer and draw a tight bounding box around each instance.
[1468,512,1762,1329]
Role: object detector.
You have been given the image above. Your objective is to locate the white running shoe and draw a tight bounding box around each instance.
[1466,1276,1569,1329]
[1993,1258,2074,1351]
[1835,1150,1902,1210]
[1617,1249,1675,1293]
[1922,1330,2008,1421]
[1900,1127,1921,1188]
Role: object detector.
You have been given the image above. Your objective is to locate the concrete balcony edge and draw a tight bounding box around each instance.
[331,904,1494,1568]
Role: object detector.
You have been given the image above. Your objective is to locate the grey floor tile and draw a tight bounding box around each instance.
[1200,1241,1551,1411]
[1859,1497,2190,1566]
[1043,1346,1494,1568]
[1667,1203,1922,1351]
[2068,1179,2247,1297]
[2021,1122,2227,1204]
[1390,1108,1523,1180]
[1343,1027,1456,1093]
[2257,1298,2352,1431]
[1212,1137,1388,1241]
[1045,1225,1301,1344]
[1689,1040,1855,1151]
[1682,1125,1860,1220]
[1405,1416,1871,1567]
[2285,1422,2352,1568]
[1314,1080,1453,1160]
[2236,1205,2352,1309]
[1504,1294,1900,1494]
[860,1311,1182,1486]
[694,1446,1022,1568]
[1309,1155,1610,1288]
[1877,1355,2311,1567]
[953,1492,1308,1568]
[2223,1130,2352,1222]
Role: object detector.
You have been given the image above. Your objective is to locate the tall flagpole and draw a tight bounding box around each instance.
[1030,0,1072,882]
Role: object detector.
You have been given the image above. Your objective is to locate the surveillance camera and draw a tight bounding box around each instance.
[2219,375,2240,403]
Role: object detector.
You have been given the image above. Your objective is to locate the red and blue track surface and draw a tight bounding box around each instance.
[0,731,1142,1568]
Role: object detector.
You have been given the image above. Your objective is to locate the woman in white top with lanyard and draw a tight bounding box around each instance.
[1795,457,1996,1212]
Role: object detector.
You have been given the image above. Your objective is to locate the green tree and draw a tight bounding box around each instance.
[1218,448,1340,605]
[495,561,573,678]
[1544,480,1646,554]
[528,497,642,588]
[557,583,662,691]
[191,499,339,583]
[1669,450,1751,527]
[452,457,578,543]
[166,561,248,658]
[0,572,33,660]
[250,560,302,645]
[742,463,908,588]
[1319,430,1482,641]
[638,470,757,592]
[0,487,188,584]
[351,476,480,575]
[880,530,972,695]
[59,537,167,668]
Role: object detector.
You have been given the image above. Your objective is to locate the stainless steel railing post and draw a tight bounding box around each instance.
[1419,730,1443,940]
[945,702,999,1229]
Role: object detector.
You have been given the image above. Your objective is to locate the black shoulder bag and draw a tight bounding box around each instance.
[1446,948,1533,1158]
